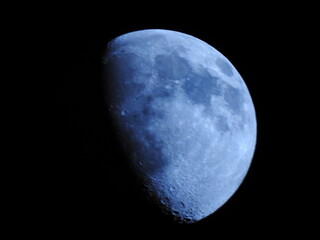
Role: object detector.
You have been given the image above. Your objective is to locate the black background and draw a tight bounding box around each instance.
[31,3,313,237]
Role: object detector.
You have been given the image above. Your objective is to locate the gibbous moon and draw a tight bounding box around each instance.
[102,29,257,223]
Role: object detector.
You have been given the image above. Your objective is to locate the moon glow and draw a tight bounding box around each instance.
[103,29,257,223]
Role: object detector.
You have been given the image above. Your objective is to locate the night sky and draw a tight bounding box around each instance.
[33,3,311,237]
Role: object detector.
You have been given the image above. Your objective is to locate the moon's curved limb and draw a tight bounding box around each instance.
[103,29,257,223]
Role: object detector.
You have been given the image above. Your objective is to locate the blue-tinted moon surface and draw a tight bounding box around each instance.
[103,29,257,223]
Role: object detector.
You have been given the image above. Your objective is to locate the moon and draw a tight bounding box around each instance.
[102,29,257,223]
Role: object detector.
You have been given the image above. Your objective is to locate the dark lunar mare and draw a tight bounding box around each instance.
[224,84,243,114]
[216,58,234,77]
[155,52,190,80]
[155,52,225,117]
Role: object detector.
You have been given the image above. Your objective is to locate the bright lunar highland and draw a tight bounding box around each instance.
[103,29,257,223]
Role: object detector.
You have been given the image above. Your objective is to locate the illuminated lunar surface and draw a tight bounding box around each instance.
[103,29,257,223]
